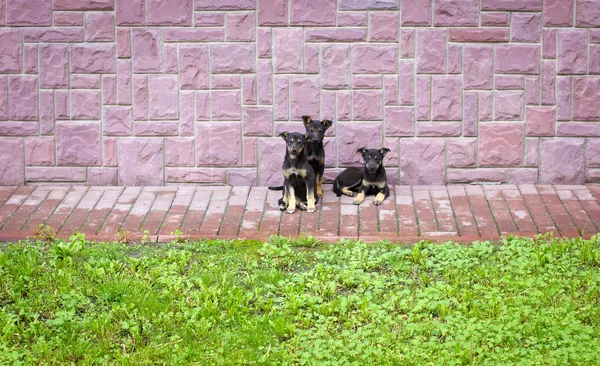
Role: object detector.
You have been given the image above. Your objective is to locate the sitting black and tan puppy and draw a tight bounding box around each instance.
[303,115,333,198]
[269,115,332,198]
[333,147,391,206]
[277,132,319,214]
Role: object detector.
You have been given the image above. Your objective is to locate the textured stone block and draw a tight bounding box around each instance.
[163,28,224,42]
[416,29,446,73]
[434,0,478,26]
[587,140,600,167]
[7,0,51,26]
[117,29,132,59]
[481,12,509,26]
[479,124,524,166]
[401,0,430,25]
[195,0,255,10]
[23,44,38,74]
[526,107,555,136]
[337,91,351,121]
[85,12,115,41]
[54,11,83,26]
[416,76,431,120]
[71,44,116,73]
[0,30,22,73]
[558,29,587,74]
[196,123,241,166]
[572,77,600,120]
[27,167,86,182]
[211,44,255,73]
[226,12,255,41]
[540,139,585,184]
[243,106,272,136]
[25,137,54,166]
[56,123,101,166]
[495,45,540,74]
[104,106,132,136]
[179,45,209,89]
[71,90,101,120]
[118,139,164,186]
[400,139,446,185]
[258,0,287,25]
[148,75,179,120]
[495,75,524,90]
[511,13,541,43]
[417,122,462,137]
[88,168,118,186]
[481,0,542,11]
[369,12,398,42]
[542,29,557,59]
[211,90,241,120]
[257,28,272,57]
[9,76,38,121]
[340,0,398,10]
[289,76,319,119]
[545,0,574,26]
[116,0,144,25]
[274,76,288,120]
[304,44,319,73]
[273,28,303,73]
[432,76,462,121]
[290,0,335,25]
[448,28,509,42]
[54,0,113,10]
[132,29,161,72]
[576,0,600,26]
[448,140,476,168]
[337,123,383,165]
[353,44,398,73]
[40,44,68,88]
[494,91,524,121]
[147,0,192,25]
[322,45,351,89]
[353,91,382,120]
[165,138,194,167]
[305,28,367,42]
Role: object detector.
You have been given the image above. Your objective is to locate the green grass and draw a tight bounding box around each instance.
[1,233,600,365]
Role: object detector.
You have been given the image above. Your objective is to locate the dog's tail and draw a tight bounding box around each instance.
[268,185,284,190]
[332,178,342,197]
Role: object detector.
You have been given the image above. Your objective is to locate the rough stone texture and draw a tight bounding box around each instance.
[572,77,600,121]
[85,12,114,41]
[540,139,585,184]
[337,123,383,165]
[431,76,462,121]
[434,0,478,26]
[9,76,39,121]
[196,123,241,166]
[56,123,101,166]
[557,29,587,75]
[400,139,446,185]
[479,124,524,167]
[147,0,192,26]
[495,45,540,74]
[7,0,51,26]
[353,91,382,120]
[118,139,164,186]
[526,107,555,137]
[0,139,24,185]
[511,13,541,43]
[71,44,116,73]
[0,3,598,186]
[417,29,446,73]
[0,30,22,73]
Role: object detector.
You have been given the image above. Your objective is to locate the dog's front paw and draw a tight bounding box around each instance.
[345,192,355,197]
[298,203,308,211]
[287,209,295,214]
[307,208,315,213]
[353,198,363,205]
[373,199,384,206]
[279,204,286,211]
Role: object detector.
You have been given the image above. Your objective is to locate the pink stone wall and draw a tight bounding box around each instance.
[1,0,600,186]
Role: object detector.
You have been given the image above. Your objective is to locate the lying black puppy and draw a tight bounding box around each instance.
[333,147,391,206]
[277,132,319,214]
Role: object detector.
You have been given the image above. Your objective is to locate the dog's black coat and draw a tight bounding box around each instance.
[277,132,319,214]
[333,147,390,206]
[269,115,332,198]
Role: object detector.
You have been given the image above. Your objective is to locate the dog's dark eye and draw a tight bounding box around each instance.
[311,128,314,132]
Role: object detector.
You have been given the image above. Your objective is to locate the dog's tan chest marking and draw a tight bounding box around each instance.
[362,179,386,190]
[284,168,307,179]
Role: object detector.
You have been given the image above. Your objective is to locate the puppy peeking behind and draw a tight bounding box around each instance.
[277,132,319,214]
[333,147,391,206]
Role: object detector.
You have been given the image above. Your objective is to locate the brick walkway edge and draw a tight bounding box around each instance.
[0,185,599,244]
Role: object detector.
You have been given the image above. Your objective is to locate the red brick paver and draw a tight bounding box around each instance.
[1,185,599,243]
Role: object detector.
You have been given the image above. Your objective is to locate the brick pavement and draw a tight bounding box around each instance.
[0,184,599,244]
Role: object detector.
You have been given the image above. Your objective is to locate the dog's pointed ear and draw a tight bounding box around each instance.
[322,119,333,130]
[357,147,367,157]
[302,116,312,127]
[279,132,288,140]
[379,148,391,156]
[304,134,312,142]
